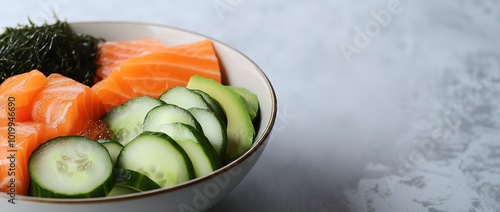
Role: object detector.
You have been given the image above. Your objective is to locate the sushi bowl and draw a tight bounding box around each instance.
[0,22,277,212]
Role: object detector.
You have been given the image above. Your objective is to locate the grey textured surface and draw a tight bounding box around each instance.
[1,1,500,211]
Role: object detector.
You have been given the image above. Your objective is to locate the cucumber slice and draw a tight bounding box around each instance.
[143,104,202,132]
[192,89,226,125]
[107,185,137,197]
[100,140,123,165]
[114,168,161,192]
[103,96,164,146]
[28,136,115,198]
[187,76,255,162]
[159,86,212,110]
[116,131,195,188]
[152,123,222,177]
[188,108,227,160]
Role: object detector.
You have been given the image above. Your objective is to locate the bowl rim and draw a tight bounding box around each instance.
[12,21,278,203]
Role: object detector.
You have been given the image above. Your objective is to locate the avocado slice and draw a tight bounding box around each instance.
[186,76,255,162]
[227,85,259,121]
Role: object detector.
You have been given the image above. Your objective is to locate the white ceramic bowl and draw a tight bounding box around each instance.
[0,22,277,212]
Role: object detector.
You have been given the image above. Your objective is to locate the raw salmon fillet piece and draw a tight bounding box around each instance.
[92,39,221,111]
[32,74,106,136]
[96,38,173,80]
[0,122,48,195]
[0,70,47,122]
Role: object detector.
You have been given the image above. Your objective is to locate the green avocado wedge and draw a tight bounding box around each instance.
[186,75,255,162]
[227,85,259,121]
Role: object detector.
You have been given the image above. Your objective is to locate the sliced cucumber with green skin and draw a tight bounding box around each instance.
[159,86,212,111]
[152,123,222,177]
[103,96,164,146]
[28,136,115,198]
[100,141,123,165]
[116,131,195,188]
[192,89,226,125]
[188,108,227,160]
[143,104,203,132]
[114,168,161,192]
[187,76,255,162]
[107,185,137,197]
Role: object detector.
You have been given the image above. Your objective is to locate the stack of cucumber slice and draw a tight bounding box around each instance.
[28,76,259,198]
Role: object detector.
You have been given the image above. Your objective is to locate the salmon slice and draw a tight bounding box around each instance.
[32,74,106,136]
[0,122,48,195]
[117,51,221,97]
[91,73,136,111]
[96,38,172,80]
[92,39,221,111]
[0,70,47,122]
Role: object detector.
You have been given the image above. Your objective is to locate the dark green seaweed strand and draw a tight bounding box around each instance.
[0,20,104,86]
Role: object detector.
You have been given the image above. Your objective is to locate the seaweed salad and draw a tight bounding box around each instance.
[0,19,104,86]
